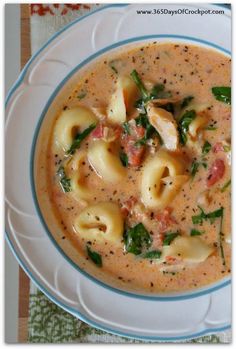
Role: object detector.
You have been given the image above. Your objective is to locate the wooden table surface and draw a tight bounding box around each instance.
[18,4,31,343]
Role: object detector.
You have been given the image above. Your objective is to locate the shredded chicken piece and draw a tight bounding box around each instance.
[147,104,179,151]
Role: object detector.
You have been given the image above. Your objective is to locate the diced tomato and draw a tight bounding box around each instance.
[206,159,225,187]
[134,125,146,138]
[127,142,145,166]
[213,142,224,153]
[121,123,146,167]
[165,256,181,265]
[155,207,177,233]
[121,196,137,217]
[113,125,123,139]
[91,123,104,139]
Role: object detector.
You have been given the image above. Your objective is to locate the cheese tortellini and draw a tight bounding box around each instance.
[74,202,124,243]
[67,151,93,202]
[88,139,126,183]
[161,236,214,263]
[188,114,208,140]
[107,76,138,124]
[54,107,97,151]
[141,150,189,209]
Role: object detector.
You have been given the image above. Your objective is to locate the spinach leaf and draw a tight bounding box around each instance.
[142,250,162,259]
[67,123,96,154]
[135,114,163,146]
[135,113,149,128]
[150,84,172,100]
[202,141,212,155]
[57,166,71,192]
[206,207,224,224]
[124,223,152,255]
[163,231,179,246]
[122,121,130,135]
[212,86,231,105]
[223,144,231,153]
[109,61,118,74]
[192,206,224,225]
[131,70,173,115]
[221,179,231,192]
[205,125,217,131]
[218,210,226,267]
[181,96,194,109]
[190,229,204,236]
[77,91,87,100]
[120,152,128,167]
[178,110,196,145]
[190,161,200,178]
[130,70,149,99]
[159,102,175,114]
[86,245,102,267]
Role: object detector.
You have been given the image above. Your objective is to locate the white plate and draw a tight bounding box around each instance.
[5,4,231,341]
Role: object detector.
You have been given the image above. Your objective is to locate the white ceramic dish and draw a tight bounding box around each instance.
[5,4,231,341]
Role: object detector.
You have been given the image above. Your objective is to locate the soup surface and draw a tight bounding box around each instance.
[35,42,231,294]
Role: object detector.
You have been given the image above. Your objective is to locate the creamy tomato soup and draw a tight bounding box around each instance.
[35,42,231,294]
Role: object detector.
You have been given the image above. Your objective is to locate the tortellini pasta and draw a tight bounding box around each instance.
[54,107,97,151]
[88,139,126,183]
[67,151,93,202]
[107,75,138,124]
[188,114,208,139]
[74,202,124,243]
[160,236,214,263]
[141,150,189,209]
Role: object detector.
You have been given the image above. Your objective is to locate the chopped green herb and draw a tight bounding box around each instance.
[178,110,196,145]
[130,70,149,99]
[109,63,118,74]
[135,114,162,145]
[86,245,102,267]
[122,121,130,135]
[120,152,129,167]
[159,102,175,114]
[190,229,204,236]
[205,125,217,131]
[57,166,71,192]
[131,70,173,116]
[163,231,179,246]
[67,123,96,154]
[135,114,148,128]
[181,96,194,109]
[142,250,162,259]
[77,91,87,100]
[221,179,231,193]
[150,84,172,100]
[135,137,147,147]
[218,210,226,266]
[192,206,224,225]
[124,223,152,255]
[190,161,200,178]
[150,84,165,99]
[201,162,208,169]
[212,86,231,105]
[223,145,231,153]
[202,141,212,155]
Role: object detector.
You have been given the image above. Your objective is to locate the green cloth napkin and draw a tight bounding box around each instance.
[28,289,228,343]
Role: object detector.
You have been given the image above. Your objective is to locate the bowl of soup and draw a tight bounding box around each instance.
[33,37,231,297]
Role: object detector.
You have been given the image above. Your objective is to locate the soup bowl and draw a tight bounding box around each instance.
[5,4,231,340]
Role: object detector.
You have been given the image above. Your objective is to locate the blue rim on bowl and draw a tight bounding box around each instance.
[5,4,231,341]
